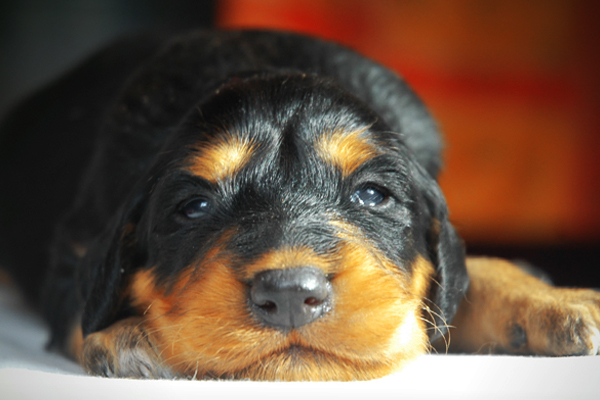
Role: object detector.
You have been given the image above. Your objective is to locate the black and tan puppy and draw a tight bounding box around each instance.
[1,30,599,380]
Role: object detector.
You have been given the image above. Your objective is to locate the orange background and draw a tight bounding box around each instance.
[217,0,600,246]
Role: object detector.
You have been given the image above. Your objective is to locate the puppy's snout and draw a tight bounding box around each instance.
[250,267,331,329]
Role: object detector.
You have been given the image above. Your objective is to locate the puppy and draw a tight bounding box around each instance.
[0,30,598,381]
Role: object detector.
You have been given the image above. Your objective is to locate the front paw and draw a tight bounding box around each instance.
[80,317,175,378]
[449,258,600,357]
[516,289,600,356]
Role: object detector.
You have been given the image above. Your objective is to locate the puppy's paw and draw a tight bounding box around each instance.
[449,258,600,357]
[80,317,175,379]
[515,289,600,356]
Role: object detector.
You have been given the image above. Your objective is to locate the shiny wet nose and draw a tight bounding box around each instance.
[250,267,331,329]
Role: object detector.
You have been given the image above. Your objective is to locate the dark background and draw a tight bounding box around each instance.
[1,0,598,288]
[0,0,215,119]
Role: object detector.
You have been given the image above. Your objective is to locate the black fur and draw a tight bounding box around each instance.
[0,30,468,351]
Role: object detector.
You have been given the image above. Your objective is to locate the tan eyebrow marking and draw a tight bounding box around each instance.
[316,127,378,177]
[185,134,256,183]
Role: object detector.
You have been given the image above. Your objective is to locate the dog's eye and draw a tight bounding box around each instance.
[181,197,211,219]
[350,186,388,207]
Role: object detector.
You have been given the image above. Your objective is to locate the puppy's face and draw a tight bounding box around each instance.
[87,75,465,380]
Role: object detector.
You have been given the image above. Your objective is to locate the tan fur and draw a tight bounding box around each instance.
[79,317,174,378]
[126,220,433,380]
[67,323,84,360]
[241,247,334,280]
[186,134,256,183]
[447,257,600,355]
[316,128,378,177]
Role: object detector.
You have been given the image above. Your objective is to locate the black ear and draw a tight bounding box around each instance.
[412,163,469,342]
[426,210,469,342]
[79,188,149,337]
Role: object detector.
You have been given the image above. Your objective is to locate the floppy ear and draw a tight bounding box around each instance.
[412,163,469,342]
[426,210,469,341]
[79,187,150,337]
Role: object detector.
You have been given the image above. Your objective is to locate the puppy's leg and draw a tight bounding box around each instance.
[446,257,600,355]
[74,317,175,378]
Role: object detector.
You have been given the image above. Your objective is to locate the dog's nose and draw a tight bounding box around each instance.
[250,267,331,329]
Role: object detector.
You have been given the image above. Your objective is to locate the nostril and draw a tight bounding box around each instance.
[304,297,322,306]
[258,300,277,313]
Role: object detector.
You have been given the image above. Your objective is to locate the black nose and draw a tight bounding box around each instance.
[250,267,331,329]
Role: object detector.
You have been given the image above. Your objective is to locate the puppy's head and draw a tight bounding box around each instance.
[81,74,468,380]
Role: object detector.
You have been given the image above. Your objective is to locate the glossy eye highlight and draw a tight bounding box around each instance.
[350,186,388,207]
[181,197,211,219]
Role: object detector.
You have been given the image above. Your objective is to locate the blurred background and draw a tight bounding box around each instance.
[1,0,599,286]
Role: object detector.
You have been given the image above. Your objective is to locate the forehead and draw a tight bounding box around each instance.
[184,126,380,183]
[179,75,395,183]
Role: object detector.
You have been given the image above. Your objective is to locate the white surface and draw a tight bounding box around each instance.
[1,283,599,400]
